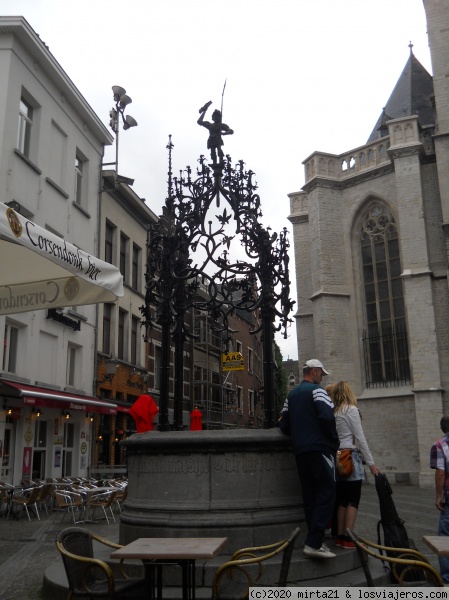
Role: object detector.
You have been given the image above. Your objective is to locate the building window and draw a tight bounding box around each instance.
[237,387,243,414]
[74,153,84,205]
[118,309,127,361]
[120,233,129,281]
[248,390,254,416]
[360,203,410,386]
[131,316,139,365]
[17,97,33,156]
[132,243,140,290]
[66,345,80,387]
[248,347,253,373]
[103,304,112,355]
[2,323,19,373]
[105,222,115,264]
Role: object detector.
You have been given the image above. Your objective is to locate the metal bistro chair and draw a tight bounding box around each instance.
[212,527,300,600]
[112,484,127,514]
[56,527,146,600]
[54,491,86,525]
[88,490,117,524]
[0,486,9,516]
[36,482,54,516]
[347,529,444,587]
[8,486,41,521]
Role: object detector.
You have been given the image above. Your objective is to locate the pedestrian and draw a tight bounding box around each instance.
[330,380,380,549]
[430,415,449,584]
[279,359,339,559]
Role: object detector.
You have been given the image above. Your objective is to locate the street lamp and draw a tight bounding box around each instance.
[106,85,138,176]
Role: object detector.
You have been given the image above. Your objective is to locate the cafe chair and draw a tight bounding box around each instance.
[112,485,127,514]
[0,486,9,515]
[211,526,300,600]
[56,527,147,600]
[7,486,41,521]
[346,529,444,587]
[36,482,54,516]
[54,491,86,525]
[88,490,117,524]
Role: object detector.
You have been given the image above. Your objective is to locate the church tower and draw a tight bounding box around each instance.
[423,0,449,257]
[289,3,449,486]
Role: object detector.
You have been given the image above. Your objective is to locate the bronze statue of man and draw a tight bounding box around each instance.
[197,101,234,164]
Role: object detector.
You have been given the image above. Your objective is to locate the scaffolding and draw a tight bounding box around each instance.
[192,311,239,429]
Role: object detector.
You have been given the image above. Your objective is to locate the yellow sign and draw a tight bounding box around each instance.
[222,352,244,371]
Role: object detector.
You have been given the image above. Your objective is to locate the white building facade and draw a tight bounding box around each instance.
[0,17,116,485]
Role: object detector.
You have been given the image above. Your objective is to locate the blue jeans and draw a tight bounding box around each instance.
[438,505,449,583]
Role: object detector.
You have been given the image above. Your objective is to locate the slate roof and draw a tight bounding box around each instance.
[367,49,435,143]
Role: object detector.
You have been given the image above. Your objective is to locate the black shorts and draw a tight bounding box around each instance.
[336,479,362,509]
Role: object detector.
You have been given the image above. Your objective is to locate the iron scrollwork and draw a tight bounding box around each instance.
[141,120,294,431]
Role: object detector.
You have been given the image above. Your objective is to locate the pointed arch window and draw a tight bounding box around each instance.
[360,203,410,387]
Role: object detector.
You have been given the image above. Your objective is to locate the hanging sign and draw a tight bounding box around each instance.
[222,352,244,371]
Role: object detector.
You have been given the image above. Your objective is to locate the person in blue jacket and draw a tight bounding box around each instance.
[279,359,339,559]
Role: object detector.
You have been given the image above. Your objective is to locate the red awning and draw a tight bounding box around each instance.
[0,379,117,415]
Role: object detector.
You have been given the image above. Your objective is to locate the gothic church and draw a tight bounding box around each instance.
[288,0,449,486]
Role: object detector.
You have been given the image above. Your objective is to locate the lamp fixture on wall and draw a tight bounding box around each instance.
[86,413,94,422]
[131,368,148,382]
[63,410,71,420]
[32,408,42,417]
[97,356,119,384]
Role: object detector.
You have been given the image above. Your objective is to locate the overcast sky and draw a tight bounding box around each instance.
[1,0,432,362]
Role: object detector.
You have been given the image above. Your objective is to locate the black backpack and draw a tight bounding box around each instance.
[375,473,425,582]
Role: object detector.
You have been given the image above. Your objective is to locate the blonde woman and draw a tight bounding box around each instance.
[331,381,380,549]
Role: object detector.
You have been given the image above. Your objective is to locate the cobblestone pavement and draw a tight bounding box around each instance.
[0,480,442,599]
[0,507,121,600]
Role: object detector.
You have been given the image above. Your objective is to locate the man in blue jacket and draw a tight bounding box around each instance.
[279,359,339,559]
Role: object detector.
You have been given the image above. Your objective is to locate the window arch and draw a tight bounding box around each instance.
[360,203,410,386]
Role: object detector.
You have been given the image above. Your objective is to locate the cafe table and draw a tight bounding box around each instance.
[110,536,228,599]
[423,535,449,556]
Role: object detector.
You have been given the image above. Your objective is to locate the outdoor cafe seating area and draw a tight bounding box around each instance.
[0,476,128,524]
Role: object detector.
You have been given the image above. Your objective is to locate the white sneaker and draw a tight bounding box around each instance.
[303,544,336,559]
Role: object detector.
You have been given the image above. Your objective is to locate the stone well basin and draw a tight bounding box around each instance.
[119,428,303,549]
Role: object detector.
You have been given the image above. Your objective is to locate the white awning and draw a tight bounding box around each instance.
[0,202,124,315]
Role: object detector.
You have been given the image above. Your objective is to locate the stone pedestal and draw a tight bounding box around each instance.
[120,429,303,548]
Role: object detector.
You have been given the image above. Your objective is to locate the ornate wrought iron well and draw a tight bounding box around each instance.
[140,103,294,430]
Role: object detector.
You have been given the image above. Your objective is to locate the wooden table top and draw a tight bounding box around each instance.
[111,537,228,561]
[423,535,449,556]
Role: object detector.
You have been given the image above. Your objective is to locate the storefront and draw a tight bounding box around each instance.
[0,379,117,485]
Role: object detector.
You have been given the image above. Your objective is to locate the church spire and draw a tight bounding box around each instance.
[366,46,434,143]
